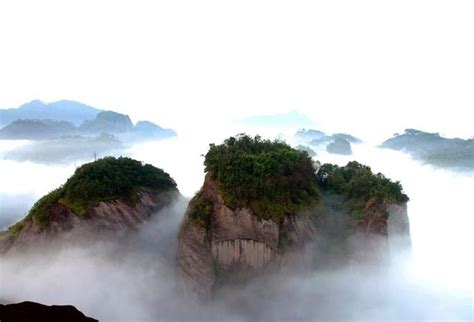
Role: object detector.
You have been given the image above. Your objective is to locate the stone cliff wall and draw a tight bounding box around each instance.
[176,176,318,300]
[211,239,275,271]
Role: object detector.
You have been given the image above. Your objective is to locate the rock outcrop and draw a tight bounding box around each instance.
[0,301,97,322]
[387,203,411,255]
[0,190,177,253]
[177,141,411,301]
[176,176,318,300]
[0,157,179,253]
[346,201,410,266]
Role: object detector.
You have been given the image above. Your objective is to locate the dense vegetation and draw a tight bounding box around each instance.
[27,188,64,228]
[204,134,319,221]
[317,161,408,220]
[295,144,317,157]
[188,191,213,229]
[26,157,176,228]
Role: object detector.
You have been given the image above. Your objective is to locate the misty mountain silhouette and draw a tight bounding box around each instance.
[0,100,177,143]
[381,129,474,169]
[0,100,101,127]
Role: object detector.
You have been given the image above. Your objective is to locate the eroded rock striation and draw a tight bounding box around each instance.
[0,190,176,253]
[176,136,411,300]
[177,175,317,300]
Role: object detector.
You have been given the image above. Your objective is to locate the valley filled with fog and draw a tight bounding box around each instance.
[0,128,472,321]
[1,1,472,320]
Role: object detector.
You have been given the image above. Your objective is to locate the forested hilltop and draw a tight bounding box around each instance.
[1,157,177,243]
[203,135,319,221]
[177,134,411,299]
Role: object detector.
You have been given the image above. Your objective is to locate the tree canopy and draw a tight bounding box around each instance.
[317,161,408,204]
[204,134,319,221]
[27,157,176,227]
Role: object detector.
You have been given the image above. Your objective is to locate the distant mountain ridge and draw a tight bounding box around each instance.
[381,129,474,170]
[0,119,77,139]
[0,100,101,127]
[294,128,361,156]
[0,100,177,141]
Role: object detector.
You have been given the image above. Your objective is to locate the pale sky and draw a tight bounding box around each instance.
[0,0,473,141]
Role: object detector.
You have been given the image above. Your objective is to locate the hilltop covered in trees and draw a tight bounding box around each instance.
[317,161,409,221]
[19,157,177,229]
[204,134,319,221]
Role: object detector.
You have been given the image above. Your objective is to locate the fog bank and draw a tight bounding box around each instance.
[0,137,473,321]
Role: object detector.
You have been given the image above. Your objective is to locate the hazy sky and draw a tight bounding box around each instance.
[0,1,472,140]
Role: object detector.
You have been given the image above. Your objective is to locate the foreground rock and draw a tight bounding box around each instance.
[0,301,97,322]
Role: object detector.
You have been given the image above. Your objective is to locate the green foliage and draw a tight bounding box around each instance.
[204,134,319,221]
[278,231,293,250]
[189,191,213,229]
[317,161,409,206]
[295,144,317,157]
[6,221,26,237]
[26,157,176,227]
[27,188,64,228]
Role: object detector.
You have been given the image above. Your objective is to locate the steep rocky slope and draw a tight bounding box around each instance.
[0,157,179,253]
[177,175,318,299]
[176,135,410,300]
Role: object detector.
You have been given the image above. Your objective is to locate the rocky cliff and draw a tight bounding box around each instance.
[176,136,411,300]
[176,175,318,300]
[0,190,176,253]
[177,176,409,299]
[0,157,179,253]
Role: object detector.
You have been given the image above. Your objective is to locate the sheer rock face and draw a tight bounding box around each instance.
[176,177,411,300]
[349,202,411,265]
[387,203,411,254]
[0,190,177,253]
[176,217,215,300]
[176,176,318,300]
